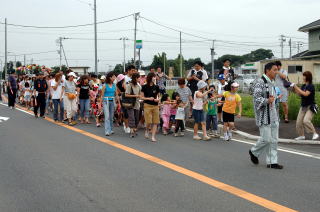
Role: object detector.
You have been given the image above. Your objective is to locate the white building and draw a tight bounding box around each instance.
[69,66,90,75]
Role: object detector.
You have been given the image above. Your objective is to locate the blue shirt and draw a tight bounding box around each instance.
[8,75,17,89]
[103,84,116,100]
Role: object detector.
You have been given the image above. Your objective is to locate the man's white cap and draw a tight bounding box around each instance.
[100,75,106,80]
[138,70,146,76]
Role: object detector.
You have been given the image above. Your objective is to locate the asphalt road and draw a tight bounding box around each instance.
[0,103,320,212]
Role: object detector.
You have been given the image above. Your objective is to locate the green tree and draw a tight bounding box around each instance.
[16,61,22,68]
[113,64,124,75]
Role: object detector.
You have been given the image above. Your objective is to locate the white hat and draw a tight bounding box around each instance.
[231,82,239,87]
[138,70,146,76]
[197,80,207,90]
[68,72,77,78]
[100,75,106,80]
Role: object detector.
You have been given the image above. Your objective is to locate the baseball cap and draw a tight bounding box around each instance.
[217,74,225,80]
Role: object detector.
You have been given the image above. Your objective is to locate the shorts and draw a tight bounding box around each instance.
[192,109,204,123]
[144,103,160,124]
[223,111,234,123]
[121,106,129,119]
[279,88,288,103]
[217,105,223,113]
[24,95,31,102]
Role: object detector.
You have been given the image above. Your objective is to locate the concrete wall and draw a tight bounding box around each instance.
[309,29,320,51]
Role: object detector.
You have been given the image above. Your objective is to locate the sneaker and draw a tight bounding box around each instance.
[223,133,229,141]
[125,127,131,134]
[96,123,101,127]
[145,130,149,139]
[111,131,115,135]
[249,150,259,165]
[193,135,202,140]
[174,133,179,137]
[228,131,232,140]
[105,133,110,136]
[312,133,319,140]
[267,164,283,169]
[203,136,211,141]
[180,132,184,136]
[294,136,305,141]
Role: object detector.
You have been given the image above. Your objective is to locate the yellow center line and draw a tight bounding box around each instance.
[1,95,298,212]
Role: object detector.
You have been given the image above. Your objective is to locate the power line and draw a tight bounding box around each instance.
[0,13,134,29]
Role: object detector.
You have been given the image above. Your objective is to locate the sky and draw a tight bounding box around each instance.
[0,0,319,72]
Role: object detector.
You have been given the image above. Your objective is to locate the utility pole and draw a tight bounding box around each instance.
[289,38,292,58]
[210,40,215,79]
[280,34,286,58]
[120,37,128,73]
[179,31,182,77]
[94,0,98,75]
[4,18,7,79]
[133,12,139,66]
[24,54,26,66]
[59,37,62,67]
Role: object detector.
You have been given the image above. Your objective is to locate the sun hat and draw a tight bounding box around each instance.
[138,70,146,76]
[116,74,125,82]
[68,72,77,78]
[100,75,106,80]
[197,80,207,90]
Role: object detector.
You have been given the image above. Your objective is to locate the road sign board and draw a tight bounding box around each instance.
[136,40,142,49]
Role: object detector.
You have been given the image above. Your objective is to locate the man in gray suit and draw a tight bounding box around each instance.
[249,62,283,169]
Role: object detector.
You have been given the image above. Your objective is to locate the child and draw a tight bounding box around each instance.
[24,82,32,109]
[206,91,219,138]
[170,92,180,134]
[220,82,242,141]
[174,100,186,137]
[93,96,104,127]
[192,80,213,141]
[161,93,172,135]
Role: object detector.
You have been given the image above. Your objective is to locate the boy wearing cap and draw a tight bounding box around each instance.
[192,80,213,141]
[220,82,242,141]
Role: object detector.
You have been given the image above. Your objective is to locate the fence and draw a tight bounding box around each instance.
[166,80,179,90]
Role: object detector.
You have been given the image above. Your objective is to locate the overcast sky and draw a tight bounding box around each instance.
[0,0,319,72]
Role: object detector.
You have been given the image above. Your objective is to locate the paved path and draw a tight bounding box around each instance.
[0,103,320,212]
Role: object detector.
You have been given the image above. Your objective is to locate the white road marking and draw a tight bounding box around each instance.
[186,129,320,160]
[2,102,320,160]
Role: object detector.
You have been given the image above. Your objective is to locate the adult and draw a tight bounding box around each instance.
[141,72,160,142]
[33,72,48,118]
[77,75,91,124]
[7,71,17,109]
[156,67,170,95]
[274,61,289,123]
[219,59,235,82]
[187,61,208,97]
[51,73,65,122]
[293,71,319,140]
[216,74,228,123]
[125,73,141,138]
[249,62,283,169]
[176,78,193,119]
[122,65,136,133]
[64,72,78,126]
[100,71,118,136]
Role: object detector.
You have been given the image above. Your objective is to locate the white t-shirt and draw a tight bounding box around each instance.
[125,75,132,84]
[51,80,64,99]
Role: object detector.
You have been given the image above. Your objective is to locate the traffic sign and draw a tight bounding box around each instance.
[136,40,142,49]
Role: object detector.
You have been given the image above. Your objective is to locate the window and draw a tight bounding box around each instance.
[288,65,303,73]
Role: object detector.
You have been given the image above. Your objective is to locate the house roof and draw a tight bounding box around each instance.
[299,19,320,32]
[292,50,320,59]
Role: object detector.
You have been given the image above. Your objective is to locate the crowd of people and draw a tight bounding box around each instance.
[3,59,319,169]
